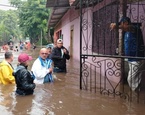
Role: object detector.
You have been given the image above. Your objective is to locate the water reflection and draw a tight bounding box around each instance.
[12,95,34,114]
[0,84,15,115]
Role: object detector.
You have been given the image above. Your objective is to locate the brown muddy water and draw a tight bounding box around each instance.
[0,48,145,115]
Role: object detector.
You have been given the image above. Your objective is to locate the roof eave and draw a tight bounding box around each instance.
[46,0,71,28]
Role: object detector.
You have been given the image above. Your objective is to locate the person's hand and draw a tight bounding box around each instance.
[110,23,116,31]
[48,68,53,73]
[63,49,67,54]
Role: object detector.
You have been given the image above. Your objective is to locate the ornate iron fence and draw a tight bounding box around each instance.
[80,0,145,103]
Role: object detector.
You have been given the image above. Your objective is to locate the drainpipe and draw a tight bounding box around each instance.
[41,29,42,48]
[80,0,82,90]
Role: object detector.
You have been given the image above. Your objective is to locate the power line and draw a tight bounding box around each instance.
[0,4,15,8]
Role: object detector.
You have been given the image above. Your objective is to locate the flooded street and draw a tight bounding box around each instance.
[0,48,145,115]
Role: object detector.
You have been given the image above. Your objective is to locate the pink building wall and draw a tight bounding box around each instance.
[55,8,81,61]
[54,1,121,83]
[54,0,116,61]
[61,19,80,59]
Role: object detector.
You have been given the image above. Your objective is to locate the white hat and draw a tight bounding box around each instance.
[57,39,63,43]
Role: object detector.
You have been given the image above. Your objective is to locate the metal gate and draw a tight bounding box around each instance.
[80,0,145,103]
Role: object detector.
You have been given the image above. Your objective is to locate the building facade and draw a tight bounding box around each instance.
[46,0,145,103]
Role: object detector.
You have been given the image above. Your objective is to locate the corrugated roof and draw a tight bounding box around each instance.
[46,0,71,28]
[46,0,104,28]
[46,0,70,8]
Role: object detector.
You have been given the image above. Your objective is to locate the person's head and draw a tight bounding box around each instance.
[119,17,131,31]
[18,53,32,66]
[5,51,14,63]
[39,48,49,60]
[47,47,52,55]
[56,39,63,48]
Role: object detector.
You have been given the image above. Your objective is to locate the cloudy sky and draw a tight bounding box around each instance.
[0,0,16,10]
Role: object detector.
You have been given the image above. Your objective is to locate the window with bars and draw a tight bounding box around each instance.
[92,4,119,55]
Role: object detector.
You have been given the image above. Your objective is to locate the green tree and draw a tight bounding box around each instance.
[9,0,50,44]
[0,10,21,44]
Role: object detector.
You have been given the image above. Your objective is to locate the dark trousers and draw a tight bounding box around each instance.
[53,67,66,73]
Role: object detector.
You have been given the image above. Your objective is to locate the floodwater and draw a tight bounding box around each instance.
[0,47,145,115]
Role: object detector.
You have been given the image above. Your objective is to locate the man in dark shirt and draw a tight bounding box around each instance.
[50,39,70,73]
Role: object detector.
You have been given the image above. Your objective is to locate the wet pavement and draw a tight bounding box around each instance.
[0,48,145,115]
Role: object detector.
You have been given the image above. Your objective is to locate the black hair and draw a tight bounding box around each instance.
[119,17,131,24]
[47,47,52,49]
[5,52,13,59]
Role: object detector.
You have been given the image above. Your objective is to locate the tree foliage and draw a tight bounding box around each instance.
[9,0,50,43]
[0,10,20,44]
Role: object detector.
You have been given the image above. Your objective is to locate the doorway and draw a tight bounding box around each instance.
[70,25,74,57]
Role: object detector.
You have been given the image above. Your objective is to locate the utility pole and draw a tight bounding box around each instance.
[41,30,42,48]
